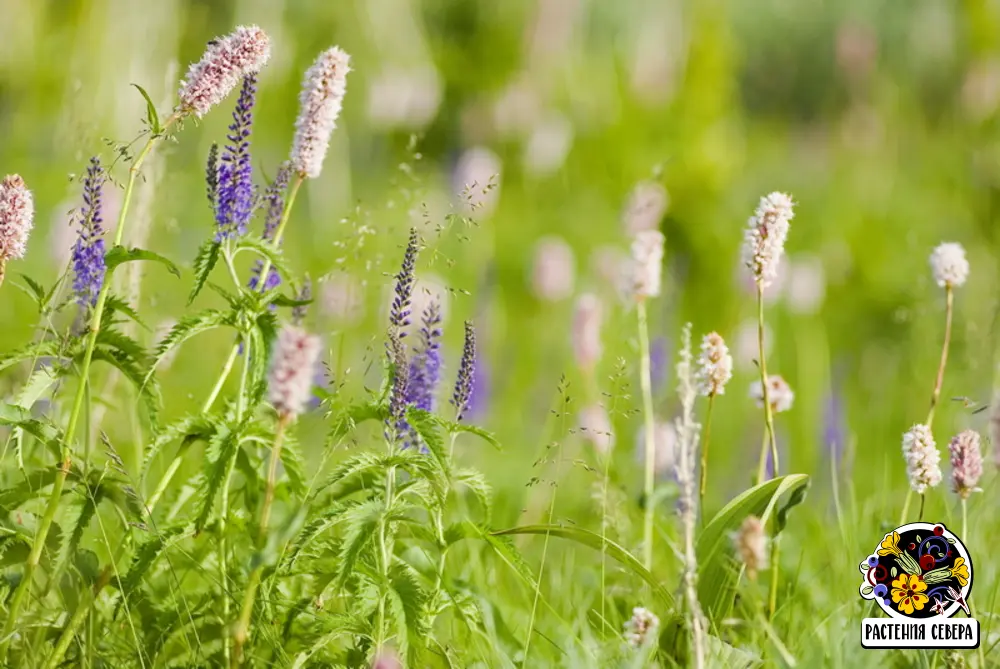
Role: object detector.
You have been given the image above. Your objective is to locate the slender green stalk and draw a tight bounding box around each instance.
[768,538,780,620]
[754,283,778,484]
[699,393,716,518]
[0,116,177,661]
[637,299,657,570]
[918,494,926,521]
[962,498,968,543]
[375,462,397,650]
[42,567,114,669]
[232,416,288,667]
[899,489,912,527]
[927,286,954,428]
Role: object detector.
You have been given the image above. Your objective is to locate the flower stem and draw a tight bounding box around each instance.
[918,493,926,521]
[232,415,288,667]
[900,489,912,526]
[637,299,657,571]
[927,286,954,428]
[755,283,778,483]
[376,464,397,649]
[699,393,716,519]
[0,116,176,661]
[768,537,780,620]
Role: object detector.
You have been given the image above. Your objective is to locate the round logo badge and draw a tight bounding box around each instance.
[859,522,972,619]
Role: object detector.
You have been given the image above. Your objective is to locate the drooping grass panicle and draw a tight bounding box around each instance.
[930,242,969,289]
[734,515,769,580]
[949,429,983,499]
[267,324,321,421]
[0,174,34,283]
[451,320,477,421]
[750,374,795,413]
[405,300,443,413]
[743,191,794,287]
[177,25,271,118]
[572,293,603,375]
[902,423,942,494]
[71,158,107,307]
[389,228,419,334]
[630,229,665,300]
[214,75,257,241]
[696,331,732,397]
[290,46,351,179]
[622,606,659,647]
[249,163,292,292]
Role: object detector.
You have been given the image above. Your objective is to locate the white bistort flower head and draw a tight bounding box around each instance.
[734,515,768,579]
[291,47,351,179]
[902,423,942,494]
[750,374,794,413]
[0,175,34,264]
[623,606,660,647]
[743,191,794,288]
[630,230,665,300]
[929,242,969,288]
[177,25,271,118]
[696,332,733,396]
[268,325,322,420]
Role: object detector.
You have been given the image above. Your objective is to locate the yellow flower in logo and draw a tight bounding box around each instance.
[878,531,902,557]
[891,573,929,615]
[950,557,969,587]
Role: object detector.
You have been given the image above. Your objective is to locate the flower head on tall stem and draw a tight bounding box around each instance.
[630,229,665,300]
[214,75,257,241]
[572,293,603,375]
[290,47,351,179]
[71,158,107,307]
[177,25,271,118]
[930,242,969,289]
[696,332,732,397]
[949,429,983,499]
[743,192,794,287]
[902,423,942,494]
[750,374,794,413]
[734,515,769,580]
[451,320,477,421]
[0,174,34,285]
[267,325,321,421]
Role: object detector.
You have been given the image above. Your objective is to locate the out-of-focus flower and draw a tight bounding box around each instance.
[371,648,402,669]
[635,419,677,477]
[268,325,322,420]
[579,403,614,454]
[929,243,969,289]
[750,375,794,413]
[734,515,768,579]
[743,192,794,288]
[623,606,660,647]
[531,236,575,301]
[949,429,983,499]
[630,230,664,300]
[320,273,365,325]
[572,293,602,374]
[835,21,878,83]
[523,113,574,177]
[902,424,942,494]
[785,255,826,314]
[492,77,542,139]
[696,332,732,397]
[367,66,441,129]
[177,25,271,118]
[961,58,1000,122]
[622,180,668,236]
[453,147,501,218]
[214,75,257,241]
[291,47,351,179]
[590,245,632,303]
[71,158,106,307]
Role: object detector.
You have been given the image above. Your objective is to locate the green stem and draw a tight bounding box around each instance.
[768,537,780,620]
[0,117,177,661]
[900,489,912,526]
[637,299,657,571]
[755,283,778,483]
[918,493,926,521]
[962,498,968,543]
[232,416,288,667]
[927,286,954,428]
[699,393,715,520]
[376,464,397,649]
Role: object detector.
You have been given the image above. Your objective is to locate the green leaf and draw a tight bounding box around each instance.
[329,402,389,441]
[114,525,188,614]
[443,421,502,450]
[105,245,180,277]
[280,432,307,497]
[696,473,810,622]
[335,499,383,588]
[90,344,161,428]
[14,365,61,410]
[454,468,492,522]
[0,402,64,459]
[387,561,430,664]
[269,293,314,308]
[0,339,72,374]
[406,408,452,489]
[145,309,234,381]
[13,273,47,308]
[142,413,219,477]
[131,83,161,134]
[104,294,148,330]
[194,425,240,531]
[188,240,221,304]
[491,524,673,609]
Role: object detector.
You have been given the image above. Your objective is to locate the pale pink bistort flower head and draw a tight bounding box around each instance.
[177,25,271,117]
[268,325,322,420]
[291,47,352,179]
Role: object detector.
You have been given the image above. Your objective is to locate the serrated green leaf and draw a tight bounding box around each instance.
[0,339,72,374]
[188,240,221,304]
[335,499,382,589]
[13,273,47,307]
[329,402,389,441]
[105,245,180,277]
[90,345,160,428]
[14,365,61,410]
[131,83,161,134]
[104,294,148,330]
[387,561,430,663]
[0,402,65,459]
[454,468,492,522]
[195,426,241,531]
[114,524,188,614]
[145,309,234,383]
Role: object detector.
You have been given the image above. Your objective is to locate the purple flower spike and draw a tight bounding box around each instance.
[71,157,106,307]
[451,321,477,421]
[406,301,443,413]
[389,228,419,334]
[214,75,256,241]
[248,164,291,293]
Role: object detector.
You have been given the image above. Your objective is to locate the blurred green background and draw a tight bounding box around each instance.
[1,0,999,576]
